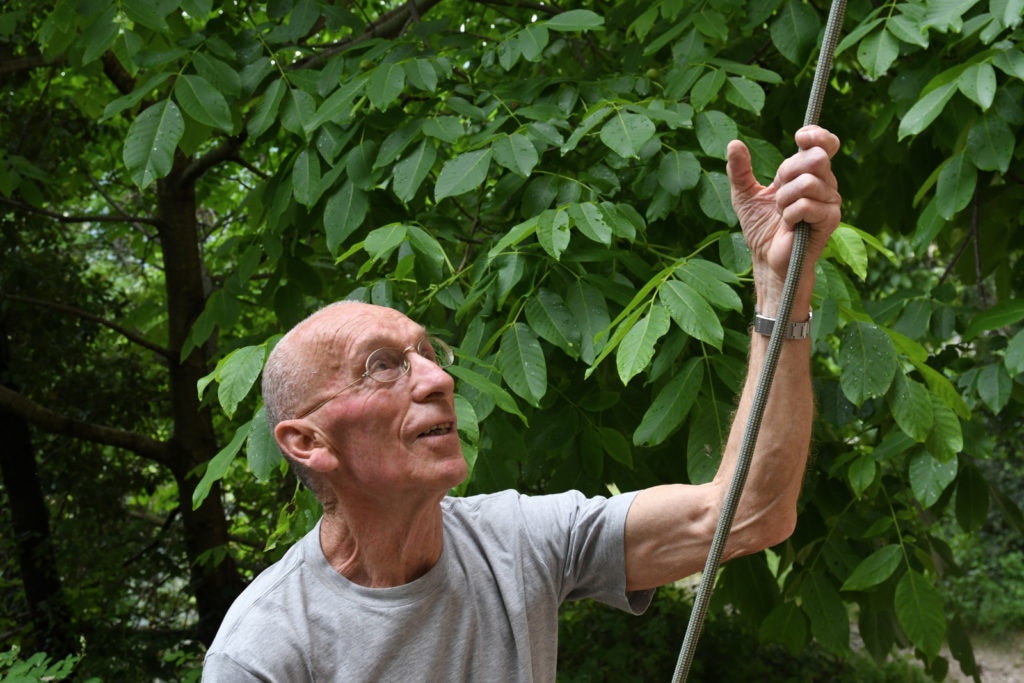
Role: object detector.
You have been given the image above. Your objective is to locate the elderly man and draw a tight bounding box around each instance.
[203,125,842,681]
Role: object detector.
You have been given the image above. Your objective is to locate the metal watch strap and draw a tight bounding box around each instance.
[752,310,812,340]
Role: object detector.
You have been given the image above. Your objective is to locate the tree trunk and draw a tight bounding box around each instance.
[156,155,243,646]
[0,322,75,658]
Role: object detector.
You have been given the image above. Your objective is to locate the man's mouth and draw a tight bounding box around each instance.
[420,422,454,437]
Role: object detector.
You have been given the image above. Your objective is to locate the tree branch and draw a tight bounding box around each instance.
[0,384,170,466]
[0,53,55,76]
[177,134,248,188]
[0,293,172,360]
[296,0,446,70]
[0,196,164,229]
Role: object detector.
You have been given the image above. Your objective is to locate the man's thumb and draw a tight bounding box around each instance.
[725,139,758,201]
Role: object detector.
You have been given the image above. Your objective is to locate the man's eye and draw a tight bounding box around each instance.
[367,349,405,378]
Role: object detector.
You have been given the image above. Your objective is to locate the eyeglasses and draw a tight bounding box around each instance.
[293,336,454,419]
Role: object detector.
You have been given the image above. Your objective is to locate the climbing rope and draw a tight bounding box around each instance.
[669,2,848,681]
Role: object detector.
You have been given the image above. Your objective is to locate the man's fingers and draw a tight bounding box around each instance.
[795,125,841,157]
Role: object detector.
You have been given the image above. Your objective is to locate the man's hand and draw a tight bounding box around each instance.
[726,125,842,312]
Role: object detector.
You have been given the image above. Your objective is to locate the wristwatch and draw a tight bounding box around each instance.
[752,310,812,340]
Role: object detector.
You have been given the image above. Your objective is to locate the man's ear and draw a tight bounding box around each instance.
[274,421,339,473]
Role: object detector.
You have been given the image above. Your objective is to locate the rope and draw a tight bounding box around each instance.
[669,3,847,681]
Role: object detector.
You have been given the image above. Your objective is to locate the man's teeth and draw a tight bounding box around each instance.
[422,423,451,436]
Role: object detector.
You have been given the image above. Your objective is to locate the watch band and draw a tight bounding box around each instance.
[752,310,812,340]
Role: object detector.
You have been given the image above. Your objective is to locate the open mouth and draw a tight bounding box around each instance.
[419,422,454,437]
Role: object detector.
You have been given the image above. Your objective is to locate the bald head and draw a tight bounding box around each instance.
[263,301,407,428]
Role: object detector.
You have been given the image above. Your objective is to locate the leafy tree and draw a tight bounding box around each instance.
[0,0,1021,679]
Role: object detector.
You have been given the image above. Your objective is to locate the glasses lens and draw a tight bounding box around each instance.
[365,347,408,382]
[420,337,454,368]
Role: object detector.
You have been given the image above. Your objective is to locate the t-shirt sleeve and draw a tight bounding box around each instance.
[516,490,654,615]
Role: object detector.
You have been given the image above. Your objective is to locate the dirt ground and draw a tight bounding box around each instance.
[936,631,1024,682]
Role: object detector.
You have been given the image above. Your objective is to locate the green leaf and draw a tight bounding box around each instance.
[598,425,632,468]
[770,0,821,65]
[842,545,903,591]
[123,0,174,31]
[447,364,527,425]
[617,304,670,385]
[368,62,406,110]
[967,114,1014,173]
[964,297,1024,340]
[536,208,571,260]
[598,111,655,158]
[724,76,765,114]
[193,420,248,509]
[887,374,934,442]
[838,322,898,406]
[192,52,242,98]
[568,202,613,246]
[567,279,610,365]
[324,181,368,254]
[292,149,322,208]
[690,69,727,111]
[525,287,580,357]
[1005,328,1024,375]
[826,225,869,280]
[81,5,118,65]
[674,259,743,312]
[887,15,929,48]
[246,406,282,482]
[957,62,997,110]
[123,99,185,190]
[657,149,701,195]
[698,171,737,226]
[633,357,704,446]
[393,140,437,203]
[435,149,492,200]
[858,28,900,79]
[364,223,408,262]
[895,571,946,660]
[759,602,809,656]
[404,58,439,92]
[935,153,977,220]
[215,344,267,419]
[173,74,234,133]
[248,78,286,138]
[492,133,539,177]
[925,394,962,462]
[686,400,727,484]
[659,279,724,348]
[898,82,956,140]
[799,572,849,655]
[955,462,990,533]
[498,323,547,406]
[281,87,316,141]
[487,216,537,261]
[910,451,959,507]
[544,9,604,31]
[976,362,1012,413]
[562,105,611,154]
[518,24,549,62]
[848,454,877,498]
[695,110,736,160]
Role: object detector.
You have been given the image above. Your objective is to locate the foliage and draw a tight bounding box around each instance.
[944,453,1024,636]
[557,584,932,682]
[1,0,1023,679]
[0,646,85,683]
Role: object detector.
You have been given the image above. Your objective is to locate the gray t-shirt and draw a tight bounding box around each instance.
[202,489,653,681]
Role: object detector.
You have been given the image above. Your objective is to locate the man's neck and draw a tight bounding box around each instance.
[318,494,446,588]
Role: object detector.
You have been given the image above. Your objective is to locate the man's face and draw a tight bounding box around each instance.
[305,303,467,499]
